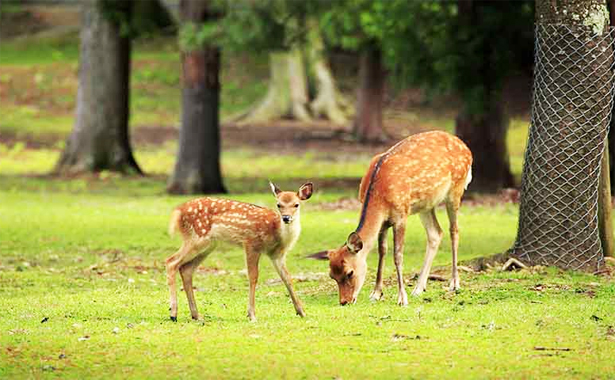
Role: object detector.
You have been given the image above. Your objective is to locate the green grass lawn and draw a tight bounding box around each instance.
[2,177,615,379]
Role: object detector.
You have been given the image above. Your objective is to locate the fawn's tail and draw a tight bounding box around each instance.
[168,209,182,237]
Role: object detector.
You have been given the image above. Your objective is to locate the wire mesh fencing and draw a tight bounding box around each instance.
[511,24,615,272]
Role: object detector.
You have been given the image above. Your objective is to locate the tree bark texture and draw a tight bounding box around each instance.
[234,24,350,126]
[55,0,142,175]
[236,50,312,125]
[598,148,614,257]
[455,0,514,192]
[353,45,386,143]
[306,19,352,125]
[168,0,225,194]
[512,0,613,271]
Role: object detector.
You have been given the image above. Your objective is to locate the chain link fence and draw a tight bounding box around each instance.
[511,24,615,272]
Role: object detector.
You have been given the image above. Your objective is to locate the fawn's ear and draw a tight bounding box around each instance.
[269,181,282,196]
[306,250,329,260]
[346,232,363,254]
[298,182,313,200]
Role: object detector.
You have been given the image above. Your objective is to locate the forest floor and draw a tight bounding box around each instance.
[3,5,614,380]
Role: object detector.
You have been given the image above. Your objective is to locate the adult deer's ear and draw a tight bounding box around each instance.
[298,182,313,200]
[346,232,363,254]
[306,250,330,260]
[269,181,282,196]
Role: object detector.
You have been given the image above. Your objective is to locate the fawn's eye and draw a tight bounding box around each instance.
[294,204,299,208]
[277,204,282,208]
[347,270,354,280]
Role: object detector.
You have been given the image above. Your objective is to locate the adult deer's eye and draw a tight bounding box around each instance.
[294,204,299,208]
[347,270,354,280]
[277,204,282,208]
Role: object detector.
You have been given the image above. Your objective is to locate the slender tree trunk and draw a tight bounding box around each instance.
[167,0,225,194]
[353,44,386,143]
[55,0,142,175]
[455,0,513,192]
[512,0,613,271]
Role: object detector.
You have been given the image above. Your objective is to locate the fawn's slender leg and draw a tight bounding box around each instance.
[446,199,461,291]
[246,247,261,322]
[179,243,214,320]
[271,256,306,318]
[166,242,194,322]
[392,221,409,306]
[413,210,443,296]
[370,226,388,301]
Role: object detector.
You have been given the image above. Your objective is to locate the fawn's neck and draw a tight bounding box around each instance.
[277,212,301,253]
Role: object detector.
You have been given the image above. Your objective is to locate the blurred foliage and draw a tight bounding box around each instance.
[99,0,175,39]
[183,0,533,115]
[320,0,534,115]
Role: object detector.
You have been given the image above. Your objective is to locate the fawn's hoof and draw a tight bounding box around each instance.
[170,316,177,322]
[297,309,306,318]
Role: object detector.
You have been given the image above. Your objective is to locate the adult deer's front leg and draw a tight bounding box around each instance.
[413,210,443,296]
[370,226,388,301]
[272,256,306,317]
[393,222,408,306]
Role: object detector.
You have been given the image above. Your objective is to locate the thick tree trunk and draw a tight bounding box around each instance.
[234,24,350,126]
[236,50,312,124]
[353,45,386,143]
[607,0,615,192]
[455,0,513,192]
[167,0,225,194]
[55,0,142,175]
[512,0,613,271]
[307,19,352,125]
[456,103,514,192]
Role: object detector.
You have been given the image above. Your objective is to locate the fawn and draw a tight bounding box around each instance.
[166,182,313,322]
[309,131,472,305]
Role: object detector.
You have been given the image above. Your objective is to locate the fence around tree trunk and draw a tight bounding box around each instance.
[511,24,615,272]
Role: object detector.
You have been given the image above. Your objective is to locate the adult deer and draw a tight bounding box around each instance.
[310,131,472,305]
[166,182,313,322]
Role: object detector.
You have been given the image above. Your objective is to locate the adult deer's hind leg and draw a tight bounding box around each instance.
[446,198,461,291]
[393,221,409,306]
[412,209,443,296]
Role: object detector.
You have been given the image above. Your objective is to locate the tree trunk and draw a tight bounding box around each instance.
[235,50,312,125]
[456,104,514,192]
[233,23,350,126]
[307,19,352,125]
[598,148,614,257]
[353,45,386,143]
[607,0,615,192]
[167,0,225,194]
[55,0,142,175]
[511,0,613,272]
[455,0,514,193]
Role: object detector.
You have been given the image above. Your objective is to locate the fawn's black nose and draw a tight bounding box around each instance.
[340,300,348,306]
[282,215,292,224]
